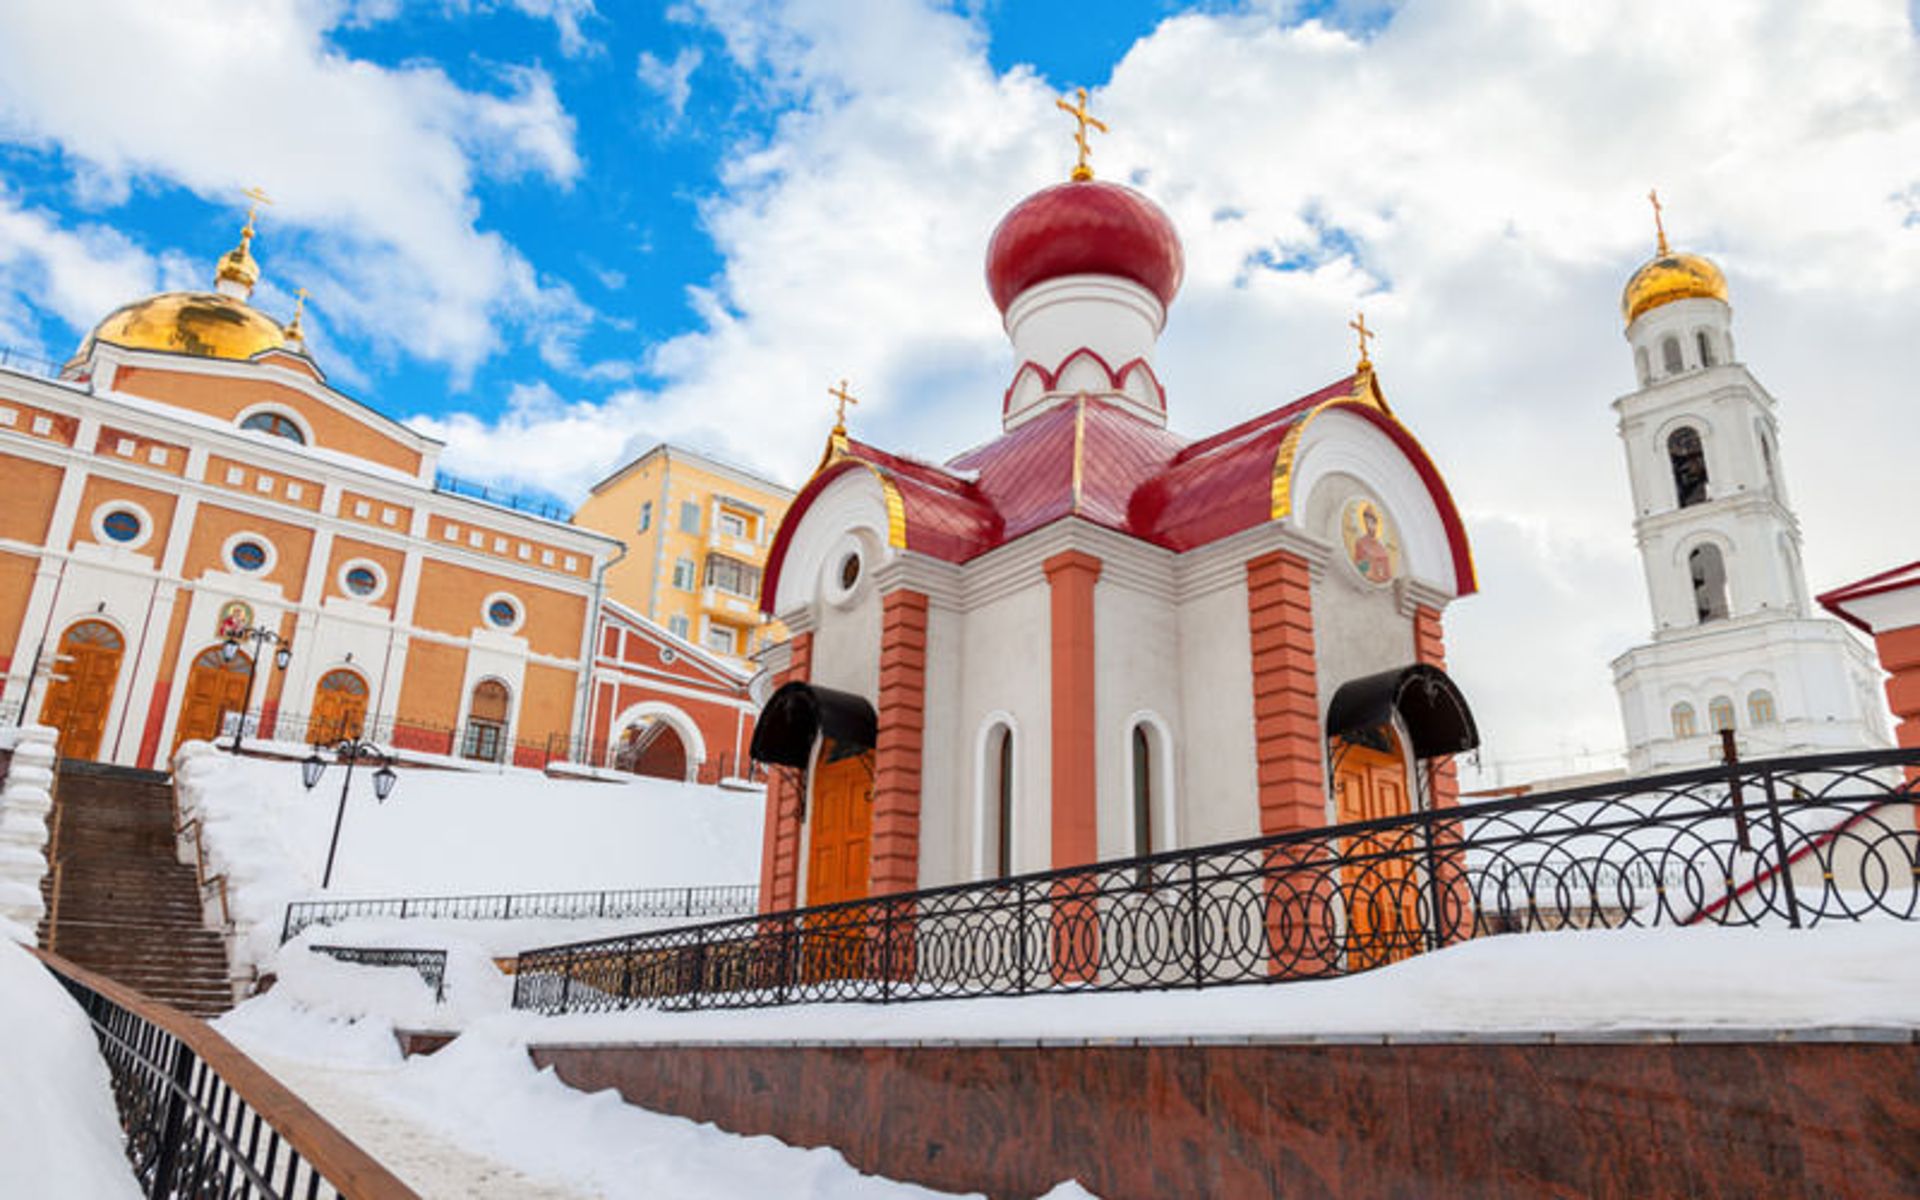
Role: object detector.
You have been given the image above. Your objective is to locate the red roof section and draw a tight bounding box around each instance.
[1817,560,1920,633]
[762,379,1477,612]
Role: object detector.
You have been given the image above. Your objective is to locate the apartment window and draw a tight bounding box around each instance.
[668,615,691,639]
[718,510,748,539]
[704,625,738,655]
[703,554,761,598]
[637,501,652,533]
[671,557,697,590]
[679,501,701,534]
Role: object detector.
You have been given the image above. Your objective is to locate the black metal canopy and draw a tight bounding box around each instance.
[1324,663,1479,761]
[749,681,879,768]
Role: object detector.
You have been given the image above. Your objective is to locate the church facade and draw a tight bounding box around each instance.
[0,211,641,771]
[749,154,1480,911]
[1609,202,1888,772]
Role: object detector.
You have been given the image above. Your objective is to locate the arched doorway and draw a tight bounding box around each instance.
[462,678,511,763]
[174,645,253,753]
[614,719,688,780]
[1331,725,1419,970]
[38,620,125,762]
[308,669,369,743]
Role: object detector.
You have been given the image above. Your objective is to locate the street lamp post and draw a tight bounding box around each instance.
[303,738,398,891]
[223,625,293,754]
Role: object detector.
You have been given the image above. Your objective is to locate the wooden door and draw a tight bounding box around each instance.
[38,620,125,762]
[806,740,873,907]
[309,669,369,743]
[1333,729,1418,970]
[173,645,253,753]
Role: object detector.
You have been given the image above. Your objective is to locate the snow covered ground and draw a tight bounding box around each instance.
[0,940,141,1198]
[175,745,764,972]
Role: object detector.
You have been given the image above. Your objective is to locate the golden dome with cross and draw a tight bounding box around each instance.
[1621,190,1728,325]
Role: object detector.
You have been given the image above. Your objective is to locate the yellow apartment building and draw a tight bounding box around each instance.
[573,445,793,665]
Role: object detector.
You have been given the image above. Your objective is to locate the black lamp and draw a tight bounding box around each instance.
[372,764,398,802]
[220,638,240,664]
[274,644,293,670]
[301,751,325,791]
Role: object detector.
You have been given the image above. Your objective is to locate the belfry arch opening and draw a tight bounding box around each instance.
[1689,543,1730,623]
[1668,427,1708,508]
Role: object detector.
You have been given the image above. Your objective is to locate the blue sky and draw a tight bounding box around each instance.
[2,1,1917,778]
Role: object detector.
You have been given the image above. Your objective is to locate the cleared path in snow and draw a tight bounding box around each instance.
[256,1054,594,1200]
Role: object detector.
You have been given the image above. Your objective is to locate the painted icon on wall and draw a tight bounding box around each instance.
[215,599,254,639]
[1341,498,1399,586]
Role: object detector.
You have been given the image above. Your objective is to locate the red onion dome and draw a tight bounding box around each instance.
[985,178,1184,314]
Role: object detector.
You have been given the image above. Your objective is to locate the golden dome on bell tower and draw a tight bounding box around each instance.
[1621,189,1728,325]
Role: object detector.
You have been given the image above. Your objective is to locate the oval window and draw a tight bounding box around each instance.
[230,541,267,572]
[838,552,861,590]
[101,510,142,543]
[345,566,379,596]
[487,599,518,628]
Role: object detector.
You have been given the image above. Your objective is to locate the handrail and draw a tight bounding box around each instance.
[282,882,760,943]
[33,947,418,1198]
[509,746,1920,1015]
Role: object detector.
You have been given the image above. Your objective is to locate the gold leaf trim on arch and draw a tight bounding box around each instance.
[1270,372,1388,520]
[850,459,909,549]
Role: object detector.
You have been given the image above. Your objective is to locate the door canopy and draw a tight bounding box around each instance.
[750,682,879,768]
[1325,663,1479,761]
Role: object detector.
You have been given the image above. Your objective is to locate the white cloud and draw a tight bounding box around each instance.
[0,0,583,377]
[637,47,705,122]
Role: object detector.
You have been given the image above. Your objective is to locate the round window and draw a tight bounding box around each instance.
[838,552,861,590]
[487,599,518,628]
[345,566,379,596]
[230,541,267,572]
[101,510,142,543]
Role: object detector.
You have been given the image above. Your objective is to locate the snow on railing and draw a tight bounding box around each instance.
[281,883,761,943]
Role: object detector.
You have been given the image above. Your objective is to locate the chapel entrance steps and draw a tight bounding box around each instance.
[38,759,234,1017]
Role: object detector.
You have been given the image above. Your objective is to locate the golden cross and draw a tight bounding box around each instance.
[1055,87,1108,182]
[241,186,273,235]
[1647,187,1669,255]
[290,286,308,323]
[828,379,858,430]
[1349,312,1377,367]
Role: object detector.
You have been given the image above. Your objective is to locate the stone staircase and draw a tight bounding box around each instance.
[41,760,232,1016]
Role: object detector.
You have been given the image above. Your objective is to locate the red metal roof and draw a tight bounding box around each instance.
[761,376,1478,612]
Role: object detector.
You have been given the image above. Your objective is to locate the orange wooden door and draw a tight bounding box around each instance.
[309,669,369,743]
[1333,730,1418,970]
[38,620,125,761]
[806,741,873,907]
[173,646,253,753]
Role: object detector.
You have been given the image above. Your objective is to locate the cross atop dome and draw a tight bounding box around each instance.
[1054,87,1108,182]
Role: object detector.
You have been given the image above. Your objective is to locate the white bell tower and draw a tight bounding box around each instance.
[1609,197,1887,772]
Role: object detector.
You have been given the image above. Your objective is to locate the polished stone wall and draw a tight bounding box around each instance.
[529,1033,1919,1199]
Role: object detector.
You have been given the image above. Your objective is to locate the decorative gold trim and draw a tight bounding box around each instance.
[1070,395,1087,510]
[858,463,909,549]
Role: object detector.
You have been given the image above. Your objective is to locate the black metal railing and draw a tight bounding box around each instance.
[432,470,572,523]
[41,952,415,1198]
[312,946,449,1003]
[282,883,761,943]
[511,748,1920,1015]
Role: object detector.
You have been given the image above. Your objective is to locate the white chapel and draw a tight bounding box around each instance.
[1609,197,1888,772]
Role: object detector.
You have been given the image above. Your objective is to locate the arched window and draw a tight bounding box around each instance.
[1708,696,1736,733]
[1635,346,1651,385]
[1695,330,1716,367]
[1131,725,1153,859]
[1758,428,1778,498]
[1689,544,1730,623]
[463,679,511,763]
[1668,427,1708,508]
[991,725,1014,878]
[1748,690,1777,726]
[240,411,306,444]
[1661,335,1684,375]
[1671,703,1697,739]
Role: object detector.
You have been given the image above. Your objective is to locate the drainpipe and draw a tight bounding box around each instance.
[575,540,627,761]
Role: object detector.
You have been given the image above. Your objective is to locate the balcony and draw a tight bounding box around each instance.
[701,584,759,620]
[705,526,762,560]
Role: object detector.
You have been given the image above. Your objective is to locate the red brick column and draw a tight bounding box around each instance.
[1412,605,1459,810]
[758,632,813,914]
[872,591,928,896]
[1044,551,1102,868]
[1247,550,1322,833]
[1875,626,1920,785]
[1044,551,1102,984]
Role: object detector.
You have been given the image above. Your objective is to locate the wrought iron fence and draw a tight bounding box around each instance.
[432,470,572,522]
[40,950,415,1199]
[511,748,1920,1015]
[311,945,448,1003]
[283,883,761,942]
